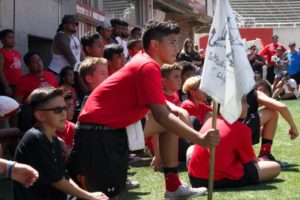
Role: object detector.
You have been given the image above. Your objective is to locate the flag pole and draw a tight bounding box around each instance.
[208,100,218,200]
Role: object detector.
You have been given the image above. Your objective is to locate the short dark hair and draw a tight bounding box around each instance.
[161,62,182,78]
[28,87,63,112]
[142,20,180,51]
[110,18,123,27]
[59,66,73,85]
[131,27,141,35]
[127,39,142,50]
[179,61,196,75]
[80,33,102,54]
[23,52,38,66]
[103,43,124,61]
[0,29,14,40]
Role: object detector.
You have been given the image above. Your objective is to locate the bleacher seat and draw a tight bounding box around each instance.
[230,0,300,27]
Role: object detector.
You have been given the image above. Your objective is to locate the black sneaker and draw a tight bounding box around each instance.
[259,154,288,167]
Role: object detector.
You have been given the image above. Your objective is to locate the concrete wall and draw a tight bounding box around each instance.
[0,0,77,70]
[0,0,61,55]
[273,27,300,48]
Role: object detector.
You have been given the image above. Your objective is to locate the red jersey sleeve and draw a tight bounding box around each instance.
[136,63,166,106]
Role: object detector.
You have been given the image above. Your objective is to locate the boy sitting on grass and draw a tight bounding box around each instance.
[187,97,281,189]
[13,87,108,200]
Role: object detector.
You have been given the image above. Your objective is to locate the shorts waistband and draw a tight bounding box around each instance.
[76,122,115,131]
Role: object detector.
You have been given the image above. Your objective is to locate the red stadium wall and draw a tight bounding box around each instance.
[199,28,273,49]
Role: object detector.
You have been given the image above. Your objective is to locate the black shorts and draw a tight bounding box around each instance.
[70,123,129,198]
[189,162,259,189]
[242,112,260,145]
[290,71,300,85]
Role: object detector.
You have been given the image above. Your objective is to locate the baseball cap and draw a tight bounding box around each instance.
[289,41,296,46]
[0,96,19,119]
[272,34,279,39]
[61,15,78,25]
[96,19,112,31]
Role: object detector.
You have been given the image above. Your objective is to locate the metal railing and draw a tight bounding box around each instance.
[254,22,300,28]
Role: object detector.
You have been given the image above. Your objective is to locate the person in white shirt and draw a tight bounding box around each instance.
[272,71,299,100]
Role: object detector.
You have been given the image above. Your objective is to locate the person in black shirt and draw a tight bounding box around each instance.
[13,87,108,200]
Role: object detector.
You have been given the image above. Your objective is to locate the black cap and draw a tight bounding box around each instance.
[61,15,78,25]
[289,41,296,47]
[110,18,123,27]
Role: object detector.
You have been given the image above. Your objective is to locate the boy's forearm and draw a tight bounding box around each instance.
[52,178,91,199]
[150,104,204,146]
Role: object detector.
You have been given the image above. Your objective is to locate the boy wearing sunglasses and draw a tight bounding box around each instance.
[13,87,108,200]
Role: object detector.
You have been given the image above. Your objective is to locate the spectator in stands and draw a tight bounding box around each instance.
[127,39,143,60]
[0,96,22,159]
[71,20,219,199]
[177,61,196,102]
[110,18,123,44]
[187,96,281,189]
[248,45,265,78]
[284,41,300,85]
[15,52,58,132]
[271,47,286,90]
[130,27,142,39]
[103,43,125,76]
[178,38,201,67]
[56,92,76,157]
[78,57,108,93]
[75,33,104,106]
[116,20,129,59]
[49,15,81,75]
[15,52,58,106]
[13,87,108,200]
[59,66,77,103]
[96,19,113,46]
[197,48,205,75]
[259,35,286,84]
[0,29,22,97]
[272,71,299,100]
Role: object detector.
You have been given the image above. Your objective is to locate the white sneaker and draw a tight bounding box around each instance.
[164,183,207,199]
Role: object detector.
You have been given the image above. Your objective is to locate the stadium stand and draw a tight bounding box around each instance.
[230,0,300,27]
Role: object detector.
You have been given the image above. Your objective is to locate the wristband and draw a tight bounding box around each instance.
[6,161,16,179]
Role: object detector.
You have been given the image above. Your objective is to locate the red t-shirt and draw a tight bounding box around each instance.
[56,120,75,150]
[78,51,166,128]
[181,99,212,124]
[188,117,255,181]
[0,48,22,85]
[259,43,286,66]
[16,71,58,104]
[164,93,181,106]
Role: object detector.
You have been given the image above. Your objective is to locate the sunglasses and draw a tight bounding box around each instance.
[37,106,67,114]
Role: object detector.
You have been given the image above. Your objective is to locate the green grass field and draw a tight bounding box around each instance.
[1,100,299,200]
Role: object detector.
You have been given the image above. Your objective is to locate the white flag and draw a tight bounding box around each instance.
[200,0,255,124]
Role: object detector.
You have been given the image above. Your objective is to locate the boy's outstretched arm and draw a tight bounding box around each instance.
[52,178,108,200]
[257,90,299,139]
[149,104,220,148]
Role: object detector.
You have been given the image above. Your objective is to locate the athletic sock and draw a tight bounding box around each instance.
[164,168,182,192]
[259,138,273,156]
